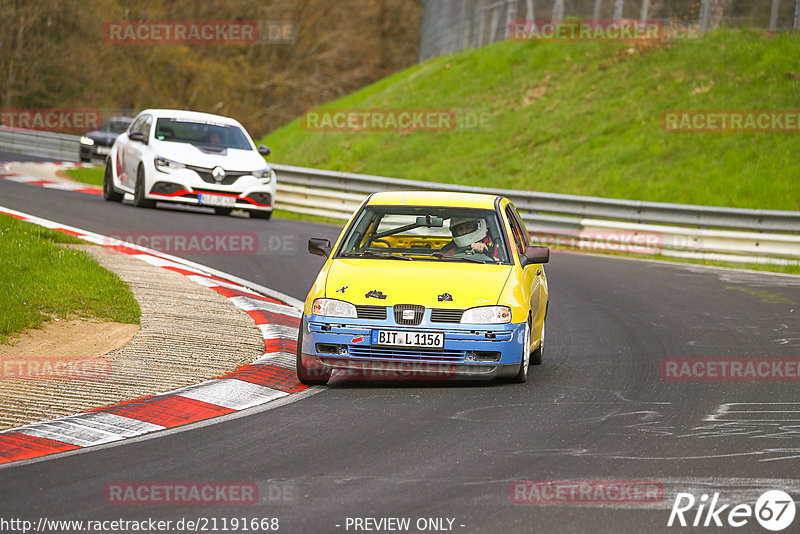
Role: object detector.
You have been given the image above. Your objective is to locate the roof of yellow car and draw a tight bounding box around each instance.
[367,191,500,208]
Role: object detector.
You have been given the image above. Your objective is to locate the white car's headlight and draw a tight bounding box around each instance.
[253,168,273,182]
[80,136,94,146]
[312,298,357,318]
[154,156,185,170]
[460,306,511,324]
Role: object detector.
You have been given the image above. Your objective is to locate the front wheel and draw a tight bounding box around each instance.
[296,316,330,385]
[511,319,532,383]
[103,161,123,202]
[133,165,155,208]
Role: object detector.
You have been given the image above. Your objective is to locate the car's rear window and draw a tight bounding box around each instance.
[154,118,252,150]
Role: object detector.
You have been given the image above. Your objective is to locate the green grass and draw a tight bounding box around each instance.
[261,28,800,211]
[0,214,141,343]
[65,167,103,186]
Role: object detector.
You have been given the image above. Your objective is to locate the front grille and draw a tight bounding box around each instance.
[186,164,250,185]
[393,304,424,326]
[356,305,387,320]
[348,346,463,362]
[430,309,465,323]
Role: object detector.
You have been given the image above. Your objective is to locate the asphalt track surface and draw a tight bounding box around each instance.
[1,150,799,533]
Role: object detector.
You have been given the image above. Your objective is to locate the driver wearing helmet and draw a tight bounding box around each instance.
[443,216,500,259]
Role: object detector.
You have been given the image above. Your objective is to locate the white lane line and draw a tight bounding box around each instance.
[176,378,288,410]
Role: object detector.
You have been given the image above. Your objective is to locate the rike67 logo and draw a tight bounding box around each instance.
[668,490,796,531]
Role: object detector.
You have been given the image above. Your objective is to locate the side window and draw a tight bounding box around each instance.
[141,115,153,140]
[504,206,524,255]
[128,115,146,135]
[508,205,531,248]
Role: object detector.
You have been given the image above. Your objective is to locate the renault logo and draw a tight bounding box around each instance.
[212,166,226,182]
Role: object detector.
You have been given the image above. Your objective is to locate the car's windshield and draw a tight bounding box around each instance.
[337,206,511,264]
[100,120,132,134]
[154,118,252,150]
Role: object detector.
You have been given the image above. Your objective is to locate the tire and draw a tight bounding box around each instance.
[250,210,272,220]
[133,165,155,208]
[296,315,330,385]
[511,318,532,383]
[103,161,123,202]
[214,207,233,216]
[531,319,544,366]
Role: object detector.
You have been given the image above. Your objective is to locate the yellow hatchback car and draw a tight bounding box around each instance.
[297,191,549,384]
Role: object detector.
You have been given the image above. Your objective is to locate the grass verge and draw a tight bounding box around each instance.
[261,28,800,211]
[65,167,103,186]
[0,213,141,344]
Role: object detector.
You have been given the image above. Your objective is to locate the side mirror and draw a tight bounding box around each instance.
[522,245,549,266]
[308,238,332,258]
[258,145,271,157]
[129,131,145,143]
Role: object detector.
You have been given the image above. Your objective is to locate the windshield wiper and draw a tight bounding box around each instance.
[430,251,486,264]
[344,251,413,261]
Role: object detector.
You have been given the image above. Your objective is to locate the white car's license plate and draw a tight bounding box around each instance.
[95,146,110,155]
[198,193,235,208]
[372,330,444,348]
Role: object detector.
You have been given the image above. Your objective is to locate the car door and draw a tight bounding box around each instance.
[506,204,546,328]
[123,114,152,188]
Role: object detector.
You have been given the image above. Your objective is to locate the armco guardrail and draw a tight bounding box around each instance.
[0,127,81,162]
[2,126,798,264]
[271,163,800,265]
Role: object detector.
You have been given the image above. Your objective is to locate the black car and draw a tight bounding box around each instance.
[79,117,134,162]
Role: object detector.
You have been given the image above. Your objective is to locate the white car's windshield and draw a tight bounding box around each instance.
[337,206,511,264]
[154,118,252,150]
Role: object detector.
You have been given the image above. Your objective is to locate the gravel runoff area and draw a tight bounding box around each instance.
[0,244,266,430]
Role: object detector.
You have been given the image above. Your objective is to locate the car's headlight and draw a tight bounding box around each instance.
[253,168,273,182]
[80,136,94,146]
[312,298,357,318]
[460,306,511,324]
[154,156,185,170]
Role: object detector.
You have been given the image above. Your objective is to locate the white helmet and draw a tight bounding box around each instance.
[450,217,487,248]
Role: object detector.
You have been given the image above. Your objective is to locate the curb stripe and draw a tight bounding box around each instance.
[246,309,301,328]
[223,365,307,394]
[102,396,235,428]
[0,433,81,464]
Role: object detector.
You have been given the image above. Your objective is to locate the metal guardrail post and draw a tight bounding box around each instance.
[593,0,602,21]
[770,0,782,31]
[795,0,800,30]
[699,0,712,32]
[613,0,623,21]
[640,0,650,22]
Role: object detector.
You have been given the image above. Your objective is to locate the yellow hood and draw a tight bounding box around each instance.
[324,259,513,307]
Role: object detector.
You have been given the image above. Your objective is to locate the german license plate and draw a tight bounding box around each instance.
[96,146,110,155]
[198,193,235,207]
[372,330,444,348]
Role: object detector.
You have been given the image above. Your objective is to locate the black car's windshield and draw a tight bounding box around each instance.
[337,206,511,264]
[154,118,252,150]
[100,120,132,134]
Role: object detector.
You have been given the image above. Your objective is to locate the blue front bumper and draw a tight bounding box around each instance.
[300,310,526,380]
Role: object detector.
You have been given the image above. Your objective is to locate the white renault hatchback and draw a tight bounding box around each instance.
[104,109,276,219]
